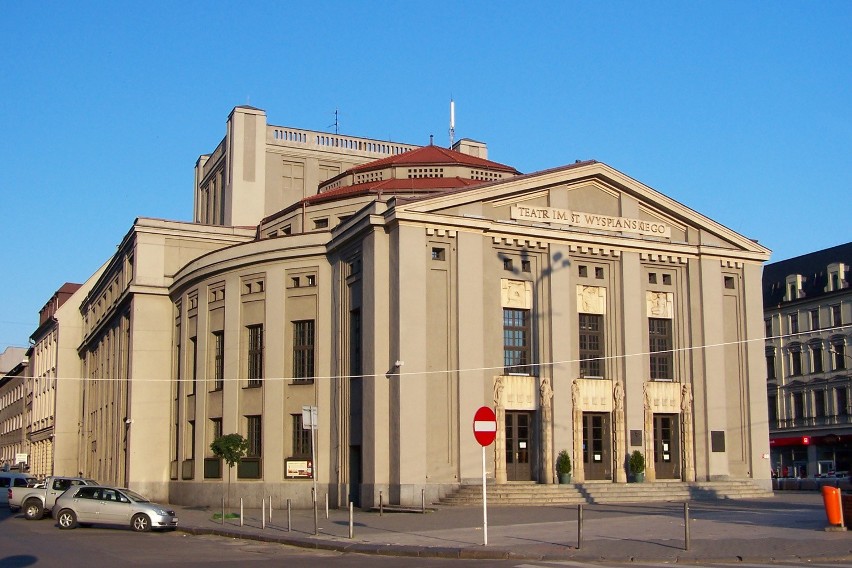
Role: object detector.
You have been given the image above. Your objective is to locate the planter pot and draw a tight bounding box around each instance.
[630,472,645,483]
[558,473,572,484]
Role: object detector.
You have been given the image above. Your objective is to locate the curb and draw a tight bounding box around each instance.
[177,524,852,563]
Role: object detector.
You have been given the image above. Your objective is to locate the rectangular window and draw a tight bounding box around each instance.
[313,218,329,230]
[836,388,848,416]
[812,345,824,373]
[789,313,799,334]
[247,325,264,387]
[811,309,820,331]
[211,417,223,444]
[793,392,804,420]
[766,353,776,380]
[791,349,802,375]
[431,247,445,261]
[579,313,604,378]
[831,305,842,327]
[503,308,531,375]
[765,318,772,338]
[239,415,262,479]
[649,318,673,381]
[187,420,196,459]
[767,395,777,428]
[293,320,315,384]
[212,331,224,391]
[833,343,847,371]
[815,391,825,418]
[292,414,312,457]
[246,415,262,457]
[189,336,197,395]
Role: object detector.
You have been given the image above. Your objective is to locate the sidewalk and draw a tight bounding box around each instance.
[173,492,852,563]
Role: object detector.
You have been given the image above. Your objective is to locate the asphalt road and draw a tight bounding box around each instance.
[3,501,852,568]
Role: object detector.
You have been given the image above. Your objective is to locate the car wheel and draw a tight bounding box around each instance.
[24,499,44,520]
[131,513,151,532]
[57,509,78,530]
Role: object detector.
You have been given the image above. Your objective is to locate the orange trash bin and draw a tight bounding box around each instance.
[821,486,843,526]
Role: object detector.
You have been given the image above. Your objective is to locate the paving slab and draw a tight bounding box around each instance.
[171,491,852,562]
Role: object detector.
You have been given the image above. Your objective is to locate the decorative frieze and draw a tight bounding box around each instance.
[501,279,533,310]
[492,236,547,249]
[425,227,457,238]
[646,291,674,319]
[640,252,688,264]
[577,285,606,315]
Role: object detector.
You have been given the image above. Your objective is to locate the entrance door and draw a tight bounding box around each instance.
[349,445,361,507]
[582,413,612,480]
[654,414,680,479]
[505,411,533,481]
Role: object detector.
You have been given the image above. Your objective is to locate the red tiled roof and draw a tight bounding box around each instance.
[347,145,520,174]
[303,177,483,205]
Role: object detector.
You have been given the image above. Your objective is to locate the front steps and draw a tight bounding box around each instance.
[436,480,774,506]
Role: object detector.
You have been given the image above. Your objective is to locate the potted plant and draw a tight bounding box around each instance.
[556,450,572,484]
[629,450,645,483]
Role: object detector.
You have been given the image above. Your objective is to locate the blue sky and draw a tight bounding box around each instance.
[2,2,850,350]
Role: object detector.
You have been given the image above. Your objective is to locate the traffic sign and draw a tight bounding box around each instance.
[473,406,497,446]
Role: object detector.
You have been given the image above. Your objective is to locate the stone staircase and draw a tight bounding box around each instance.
[436,480,774,506]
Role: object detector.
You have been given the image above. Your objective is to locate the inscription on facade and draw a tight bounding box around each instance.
[510,205,671,238]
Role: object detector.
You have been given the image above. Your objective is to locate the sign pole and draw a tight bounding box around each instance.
[482,444,488,546]
[472,405,496,547]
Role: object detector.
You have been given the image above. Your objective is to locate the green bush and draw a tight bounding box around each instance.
[556,450,572,475]
[628,450,645,474]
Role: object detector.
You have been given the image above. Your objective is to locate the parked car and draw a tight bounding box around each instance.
[54,485,178,532]
[9,476,98,519]
[1,472,38,507]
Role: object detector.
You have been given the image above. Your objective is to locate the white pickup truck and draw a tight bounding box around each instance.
[8,476,98,520]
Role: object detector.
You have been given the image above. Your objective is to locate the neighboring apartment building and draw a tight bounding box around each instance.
[765,242,851,478]
[35,106,773,507]
[27,283,81,477]
[0,346,29,470]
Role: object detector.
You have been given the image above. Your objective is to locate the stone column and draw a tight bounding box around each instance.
[681,383,696,482]
[613,381,626,483]
[540,377,554,484]
[643,383,656,482]
[572,380,585,483]
[494,376,506,484]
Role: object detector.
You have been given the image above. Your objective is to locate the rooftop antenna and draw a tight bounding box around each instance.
[449,98,455,149]
[329,108,340,134]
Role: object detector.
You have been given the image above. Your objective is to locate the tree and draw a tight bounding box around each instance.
[210,433,248,512]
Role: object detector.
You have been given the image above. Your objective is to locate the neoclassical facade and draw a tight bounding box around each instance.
[164,113,772,508]
[27,106,772,507]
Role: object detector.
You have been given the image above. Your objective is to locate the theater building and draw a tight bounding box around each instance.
[164,107,773,508]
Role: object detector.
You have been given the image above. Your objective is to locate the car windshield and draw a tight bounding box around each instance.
[121,489,150,503]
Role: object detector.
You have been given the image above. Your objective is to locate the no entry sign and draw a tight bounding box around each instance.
[473,406,497,446]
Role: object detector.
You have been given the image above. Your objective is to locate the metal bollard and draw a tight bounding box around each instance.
[326,492,329,519]
[269,496,272,522]
[349,501,354,539]
[240,498,244,527]
[313,489,318,535]
[262,497,266,529]
[684,502,690,550]
[421,488,425,513]
[379,490,383,516]
[577,503,583,549]
[287,498,291,532]
[221,496,225,525]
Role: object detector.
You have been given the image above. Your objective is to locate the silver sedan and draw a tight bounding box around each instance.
[54,485,178,532]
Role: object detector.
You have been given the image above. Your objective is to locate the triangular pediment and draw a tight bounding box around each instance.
[393,161,770,258]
